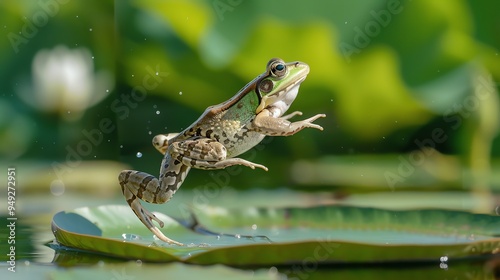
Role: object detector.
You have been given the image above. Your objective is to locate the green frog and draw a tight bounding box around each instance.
[119,58,326,245]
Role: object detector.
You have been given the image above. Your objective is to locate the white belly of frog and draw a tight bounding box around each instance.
[119,58,326,245]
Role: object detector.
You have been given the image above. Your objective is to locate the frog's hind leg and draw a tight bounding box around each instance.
[152,133,180,154]
[118,154,190,245]
[169,137,268,171]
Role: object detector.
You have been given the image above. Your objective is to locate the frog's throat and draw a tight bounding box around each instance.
[256,76,306,114]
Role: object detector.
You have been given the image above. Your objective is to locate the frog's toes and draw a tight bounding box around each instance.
[256,164,269,171]
[150,227,184,246]
[151,214,165,228]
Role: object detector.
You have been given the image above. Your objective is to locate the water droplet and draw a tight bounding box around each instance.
[440,256,448,262]
[136,152,142,158]
[268,266,278,275]
[156,110,160,115]
[67,110,71,114]
[148,131,152,135]
[76,15,79,18]
[89,28,92,31]
[153,104,157,109]
[131,74,135,78]
[235,234,241,239]
[216,235,221,240]
[24,260,30,266]
[106,89,109,93]
[136,259,142,266]
[50,180,65,196]
[251,224,258,230]
[122,233,141,241]
[155,72,158,76]
[344,21,348,24]
[91,56,94,60]
[120,145,123,148]
[179,91,183,95]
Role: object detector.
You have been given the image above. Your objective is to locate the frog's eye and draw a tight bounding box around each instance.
[271,62,287,78]
[258,79,274,94]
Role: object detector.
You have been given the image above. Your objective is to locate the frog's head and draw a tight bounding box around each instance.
[255,58,310,115]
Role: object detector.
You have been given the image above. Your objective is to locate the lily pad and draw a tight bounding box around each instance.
[51,204,500,264]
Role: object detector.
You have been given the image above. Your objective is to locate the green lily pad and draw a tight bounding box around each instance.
[51,204,500,264]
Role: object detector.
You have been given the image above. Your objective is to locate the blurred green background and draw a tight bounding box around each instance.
[1,0,500,274]
[2,0,500,201]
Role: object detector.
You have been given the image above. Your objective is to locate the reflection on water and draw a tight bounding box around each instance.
[0,216,51,263]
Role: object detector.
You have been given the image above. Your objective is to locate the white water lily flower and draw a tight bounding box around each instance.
[20,45,113,120]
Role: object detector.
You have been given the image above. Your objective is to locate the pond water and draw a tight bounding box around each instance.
[1,189,500,279]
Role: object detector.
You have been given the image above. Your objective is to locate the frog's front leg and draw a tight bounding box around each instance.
[118,154,190,245]
[251,108,326,136]
[281,111,303,120]
[170,137,268,171]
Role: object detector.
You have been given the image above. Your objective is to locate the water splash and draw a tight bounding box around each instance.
[121,233,142,241]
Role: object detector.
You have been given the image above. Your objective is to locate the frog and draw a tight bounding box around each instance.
[119,58,326,245]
